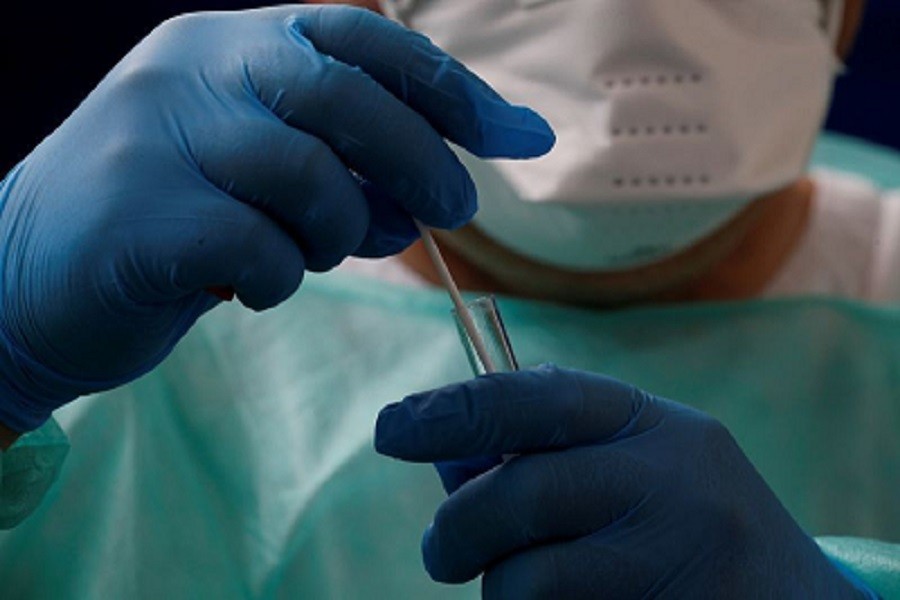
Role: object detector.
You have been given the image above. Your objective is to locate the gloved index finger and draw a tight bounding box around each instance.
[292,6,556,159]
[375,365,663,462]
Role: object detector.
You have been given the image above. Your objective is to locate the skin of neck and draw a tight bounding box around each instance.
[400,177,815,307]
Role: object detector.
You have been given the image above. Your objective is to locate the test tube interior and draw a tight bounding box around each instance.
[453,296,519,375]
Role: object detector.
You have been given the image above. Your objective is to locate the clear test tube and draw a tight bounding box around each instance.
[452,296,519,376]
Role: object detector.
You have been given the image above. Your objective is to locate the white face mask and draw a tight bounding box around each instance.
[382,0,844,271]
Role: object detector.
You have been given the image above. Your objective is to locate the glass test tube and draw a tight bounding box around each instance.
[452,296,519,376]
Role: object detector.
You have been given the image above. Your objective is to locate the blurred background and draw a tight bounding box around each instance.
[826,0,900,151]
[1,0,898,175]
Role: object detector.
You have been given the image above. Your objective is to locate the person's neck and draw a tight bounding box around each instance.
[662,178,815,302]
[399,178,815,306]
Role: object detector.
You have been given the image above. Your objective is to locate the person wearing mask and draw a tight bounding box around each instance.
[0,1,897,598]
[354,1,899,597]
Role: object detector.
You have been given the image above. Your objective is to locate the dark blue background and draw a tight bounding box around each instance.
[1,1,898,174]
[826,0,900,151]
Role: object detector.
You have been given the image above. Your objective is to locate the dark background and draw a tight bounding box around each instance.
[2,0,898,175]
[824,0,900,152]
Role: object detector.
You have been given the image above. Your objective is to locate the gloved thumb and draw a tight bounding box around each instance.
[375,364,660,461]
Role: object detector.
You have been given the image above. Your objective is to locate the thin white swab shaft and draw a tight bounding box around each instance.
[414,221,498,374]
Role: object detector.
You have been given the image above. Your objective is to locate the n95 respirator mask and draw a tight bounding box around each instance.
[382,0,844,270]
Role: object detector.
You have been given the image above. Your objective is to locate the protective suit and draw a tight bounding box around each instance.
[0,134,897,598]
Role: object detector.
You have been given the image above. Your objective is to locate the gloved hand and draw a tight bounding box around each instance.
[375,365,877,599]
[0,6,554,433]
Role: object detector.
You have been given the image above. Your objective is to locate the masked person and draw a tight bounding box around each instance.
[0,2,897,600]
[343,0,899,597]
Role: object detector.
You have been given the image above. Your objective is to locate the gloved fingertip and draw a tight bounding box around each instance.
[353,236,417,259]
[373,403,407,457]
[421,522,475,585]
[302,254,344,274]
[467,105,556,159]
[375,391,468,460]
[421,524,440,580]
[235,265,304,312]
[418,176,477,232]
[421,523,455,584]
[504,107,557,158]
[450,172,479,230]
[353,223,420,258]
[523,107,556,138]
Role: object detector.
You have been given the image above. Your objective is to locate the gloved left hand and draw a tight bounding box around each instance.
[375,365,877,599]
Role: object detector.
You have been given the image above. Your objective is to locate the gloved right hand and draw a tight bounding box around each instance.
[0,5,554,433]
[376,366,877,599]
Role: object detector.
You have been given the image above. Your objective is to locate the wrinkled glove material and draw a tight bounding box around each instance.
[0,6,553,432]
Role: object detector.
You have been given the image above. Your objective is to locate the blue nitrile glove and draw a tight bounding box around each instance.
[0,6,554,433]
[375,365,878,599]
